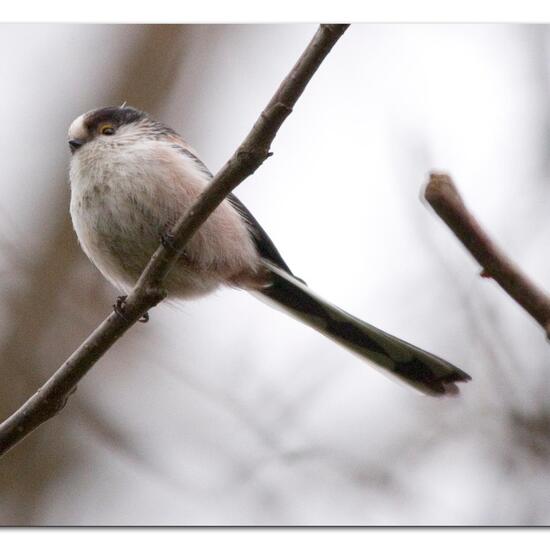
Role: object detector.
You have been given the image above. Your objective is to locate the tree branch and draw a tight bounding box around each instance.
[424,172,550,338]
[0,24,349,458]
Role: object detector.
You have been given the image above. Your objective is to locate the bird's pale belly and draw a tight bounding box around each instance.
[70,181,221,297]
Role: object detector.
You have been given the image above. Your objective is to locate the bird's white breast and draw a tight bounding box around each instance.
[69,138,260,297]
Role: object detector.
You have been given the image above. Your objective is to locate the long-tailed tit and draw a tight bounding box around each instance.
[68,106,471,396]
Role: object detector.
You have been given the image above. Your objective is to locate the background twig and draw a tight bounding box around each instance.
[424,172,550,338]
[0,25,188,523]
[0,23,349,458]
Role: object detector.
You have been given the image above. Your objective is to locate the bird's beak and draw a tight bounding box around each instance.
[68,139,85,153]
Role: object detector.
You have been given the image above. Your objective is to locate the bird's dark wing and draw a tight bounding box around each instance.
[225,192,294,276]
[173,144,295,276]
[168,139,471,397]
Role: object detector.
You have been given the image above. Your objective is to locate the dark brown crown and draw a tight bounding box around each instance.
[83,106,146,133]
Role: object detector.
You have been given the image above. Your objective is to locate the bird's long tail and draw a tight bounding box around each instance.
[256,261,471,396]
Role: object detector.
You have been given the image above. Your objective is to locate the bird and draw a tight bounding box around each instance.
[67,105,471,397]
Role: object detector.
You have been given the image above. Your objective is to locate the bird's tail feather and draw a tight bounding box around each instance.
[256,261,471,397]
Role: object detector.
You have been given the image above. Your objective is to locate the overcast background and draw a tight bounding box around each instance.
[1,24,550,525]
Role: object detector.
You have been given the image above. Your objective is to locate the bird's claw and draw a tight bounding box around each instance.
[113,295,128,319]
[113,295,150,323]
[160,231,191,261]
[160,231,177,251]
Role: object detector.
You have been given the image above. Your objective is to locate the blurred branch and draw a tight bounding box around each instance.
[0,25,189,522]
[0,23,350,458]
[424,172,550,338]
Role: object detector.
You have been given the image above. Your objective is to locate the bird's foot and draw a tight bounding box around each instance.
[113,295,128,319]
[139,312,150,323]
[160,231,177,251]
[113,295,150,323]
[160,231,190,260]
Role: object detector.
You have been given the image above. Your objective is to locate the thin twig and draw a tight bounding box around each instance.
[424,172,550,338]
[0,24,349,458]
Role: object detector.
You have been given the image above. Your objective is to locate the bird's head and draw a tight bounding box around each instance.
[67,105,155,154]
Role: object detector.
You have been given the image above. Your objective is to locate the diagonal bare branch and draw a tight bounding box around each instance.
[424,172,550,338]
[0,24,350,458]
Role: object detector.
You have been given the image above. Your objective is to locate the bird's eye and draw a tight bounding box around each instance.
[99,124,115,136]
